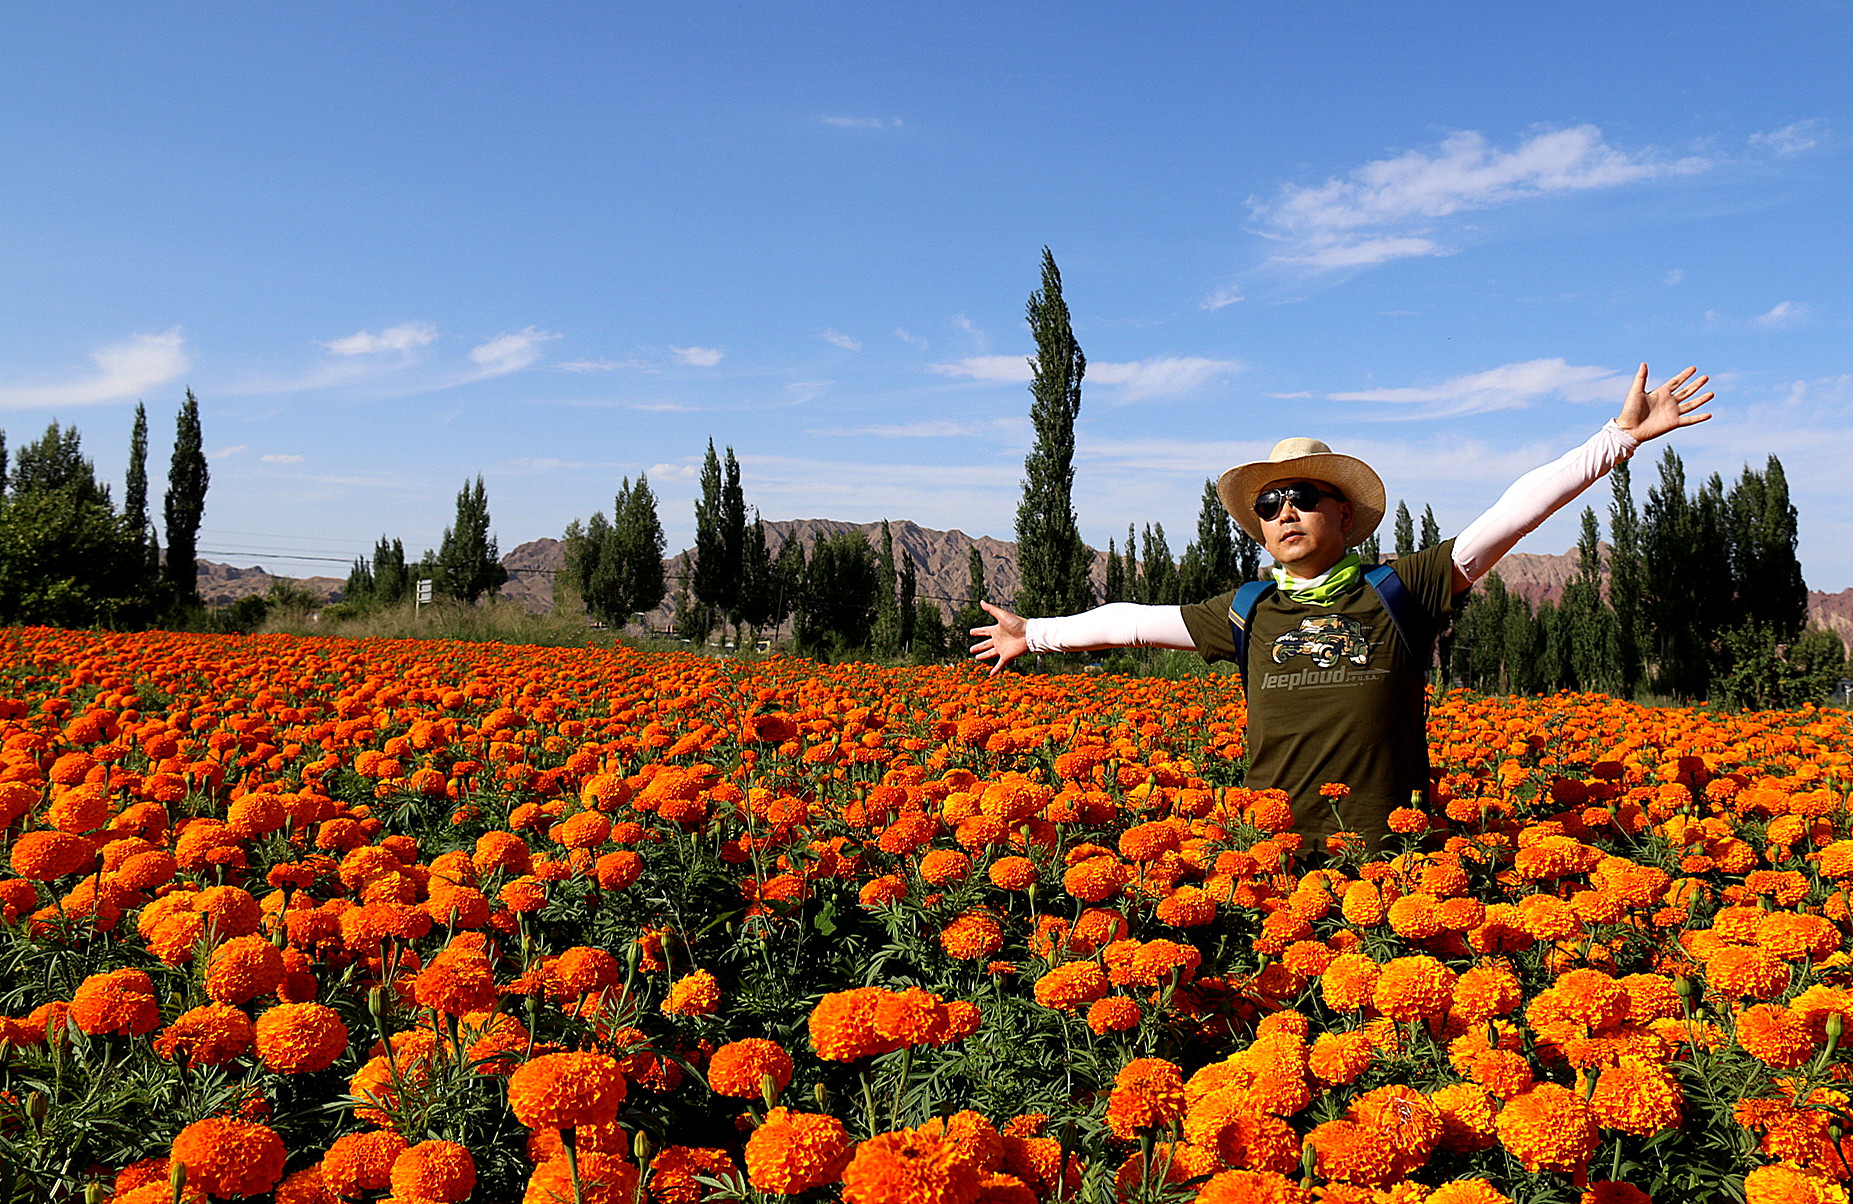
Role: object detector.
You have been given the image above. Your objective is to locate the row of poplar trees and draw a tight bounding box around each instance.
[559,443,975,661]
[0,394,210,628]
[1448,453,1842,707]
[339,476,510,613]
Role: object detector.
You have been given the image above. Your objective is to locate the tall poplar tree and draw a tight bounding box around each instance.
[872,519,902,655]
[1013,248,1091,616]
[1104,539,1125,603]
[1608,460,1645,697]
[1420,505,1440,550]
[436,476,507,603]
[1393,501,1415,559]
[1180,477,1238,600]
[163,390,209,608]
[1561,506,1618,693]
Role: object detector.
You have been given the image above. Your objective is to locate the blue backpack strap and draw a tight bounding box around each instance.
[1363,563,1430,664]
[1227,580,1276,692]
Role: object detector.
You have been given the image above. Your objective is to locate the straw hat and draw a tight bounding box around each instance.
[1216,437,1386,547]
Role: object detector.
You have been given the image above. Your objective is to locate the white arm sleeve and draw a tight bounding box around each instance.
[1022,604,1198,653]
[1453,420,1641,584]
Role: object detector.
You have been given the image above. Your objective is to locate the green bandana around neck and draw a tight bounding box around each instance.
[1272,551,1364,606]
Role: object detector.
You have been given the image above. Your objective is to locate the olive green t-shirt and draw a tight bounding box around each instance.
[1179,540,1461,849]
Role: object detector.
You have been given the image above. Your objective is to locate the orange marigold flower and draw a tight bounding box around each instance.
[1105,1058,1186,1139]
[1195,1169,1312,1204]
[273,1166,333,1204]
[840,1127,982,1204]
[1743,1163,1851,1204]
[595,849,643,890]
[70,967,160,1036]
[1372,955,1456,1023]
[1432,1082,1498,1154]
[253,1001,349,1074]
[1304,1119,1397,1186]
[1086,996,1141,1035]
[1063,855,1131,904]
[524,1151,640,1204]
[1308,1030,1373,1086]
[662,969,721,1017]
[987,855,1037,891]
[918,848,973,885]
[1494,1083,1598,1175]
[1184,1087,1302,1173]
[170,1118,287,1198]
[1321,953,1381,1012]
[499,874,548,913]
[554,946,623,999]
[744,1108,853,1194]
[506,1051,628,1129]
[11,830,95,880]
[1155,884,1216,927]
[1032,961,1110,1015]
[650,1146,737,1204]
[1581,1055,1682,1136]
[414,945,502,1016]
[1118,821,1181,862]
[389,1140,476,1203]
[1704,945,1790,1000]
[859,874,907,908]
[1737,1002,1816,1068]
[709,1038,795,1099]
[810,987,894,1061]
[205,935,287,1006]
[1451,962,1522,1025]
[154,1003,255,1069]
[941,912,1004,961]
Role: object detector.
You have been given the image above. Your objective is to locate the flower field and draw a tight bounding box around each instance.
[3,628,1853,1203]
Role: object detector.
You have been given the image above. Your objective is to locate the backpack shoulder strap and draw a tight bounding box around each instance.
[1227,580,1276,693]
[1363,562,1430,663]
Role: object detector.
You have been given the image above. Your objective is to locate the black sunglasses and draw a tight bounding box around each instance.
[1253,482,1344,522]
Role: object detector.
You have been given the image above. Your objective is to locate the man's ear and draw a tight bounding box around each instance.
[1339,501,1356,536]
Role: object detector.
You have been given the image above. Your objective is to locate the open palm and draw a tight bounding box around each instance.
[1618,363,1713,443]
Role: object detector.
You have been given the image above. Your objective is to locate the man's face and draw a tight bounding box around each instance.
[1256,476,1355,575]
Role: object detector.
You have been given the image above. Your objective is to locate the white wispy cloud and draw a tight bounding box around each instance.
[928,354,1239,401]
[468,327,558,377]
[647,462,700,481]
[669,345,724,367]
[1327,357,1620,417]
[895,328,928,349]
[820,116,903,129]
[1757,301,1808,328]
[928,355,1032,383]
[209,445,248,460]
[1751,120,1824,155]
[1267,391,1313,400]
[1201,286,1245,310]
[1088,357,1241,402]
[322,322,437,356]
[810,419,1013,438]
[1254,125,1709,269]
[260,453,304,464]
[822,329,862,351]
[1664,269,1685,286]
[954,315,988,351]
[0,328,190,409]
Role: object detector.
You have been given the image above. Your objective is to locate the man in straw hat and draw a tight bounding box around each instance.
[972,363,1713,850]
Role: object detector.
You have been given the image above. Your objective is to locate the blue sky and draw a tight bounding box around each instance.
[3,3,1850,589]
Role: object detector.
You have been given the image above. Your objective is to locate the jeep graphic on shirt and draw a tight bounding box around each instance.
[1269,614,1371,669]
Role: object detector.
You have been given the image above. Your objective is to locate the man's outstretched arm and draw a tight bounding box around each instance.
[1450,363,1713,592]
[969,600,1196,675]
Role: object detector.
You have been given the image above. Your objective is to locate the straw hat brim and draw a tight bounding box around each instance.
[1216,448,1386,548]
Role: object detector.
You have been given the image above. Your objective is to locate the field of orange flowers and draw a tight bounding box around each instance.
[2,626,1852,1203]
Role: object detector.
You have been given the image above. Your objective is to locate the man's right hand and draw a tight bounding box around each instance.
[970,601,1028,675]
